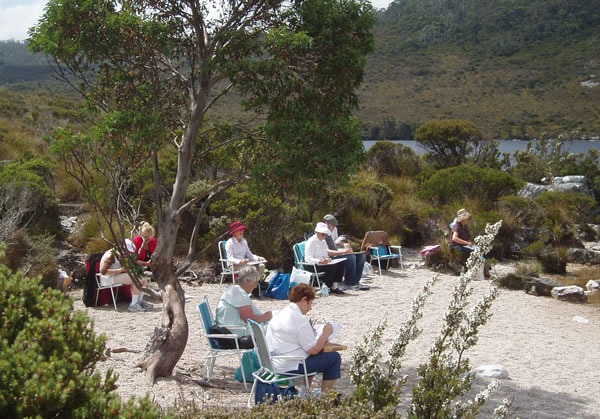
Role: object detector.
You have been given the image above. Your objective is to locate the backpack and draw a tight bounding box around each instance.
[263,272,291,300]
[254,382,298,405]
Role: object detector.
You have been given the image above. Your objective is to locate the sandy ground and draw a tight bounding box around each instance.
[72,250,600,417]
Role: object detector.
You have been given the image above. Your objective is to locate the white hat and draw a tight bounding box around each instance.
[124,238,136,253]
[457,211,472,222]
[314,222,330,235]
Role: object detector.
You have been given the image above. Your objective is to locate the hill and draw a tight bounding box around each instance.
[1,0,600,139]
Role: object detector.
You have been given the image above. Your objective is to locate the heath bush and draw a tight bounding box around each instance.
[419,164,522,207]
[0,263,157,417]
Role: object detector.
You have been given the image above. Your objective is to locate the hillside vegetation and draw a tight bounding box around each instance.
[359,0,600,139]
[2,0,600,139]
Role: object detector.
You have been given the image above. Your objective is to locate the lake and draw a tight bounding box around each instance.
[363,139,600,156]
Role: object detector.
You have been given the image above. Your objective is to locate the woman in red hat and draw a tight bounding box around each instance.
[225,221,266,279]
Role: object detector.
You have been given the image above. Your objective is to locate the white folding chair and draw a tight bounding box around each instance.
[218,240,239,284]
[247,319,316,407]
[94,273,125,311]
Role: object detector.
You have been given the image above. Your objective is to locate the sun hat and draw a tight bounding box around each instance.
[323,214,338,226]
[124,239,136,253]
[229,221,248,236]
[314,222,331,235]
[457,211,472,222]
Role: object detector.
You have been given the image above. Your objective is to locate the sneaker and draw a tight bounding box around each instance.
[358,284,370,291]
[128,303,145,312]
[331,287,345,295]
[140,300,154,310]
[359,278,372,285]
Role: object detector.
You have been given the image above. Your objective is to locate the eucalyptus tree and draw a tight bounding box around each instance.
[29,0,374,383]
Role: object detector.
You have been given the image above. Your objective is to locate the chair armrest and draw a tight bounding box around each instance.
[390,245,402,254]
[271,355,307,361]
[205,333,239,340]
[369,246,381,256]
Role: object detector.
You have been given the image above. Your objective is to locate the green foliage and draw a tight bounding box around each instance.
[415,119,482,168]
[0,263,157,417]
[420,164,522,207]
[366,141,423,177]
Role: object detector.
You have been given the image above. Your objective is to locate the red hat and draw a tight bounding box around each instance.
[229,221,248,236]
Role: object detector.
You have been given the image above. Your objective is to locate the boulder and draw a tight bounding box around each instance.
[529,277,563,297]
[518,176,594,200]
[586,279,600,291]
[551,285,588,304]
[468,365,509,379]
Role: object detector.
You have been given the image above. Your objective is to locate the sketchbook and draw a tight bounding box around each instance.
[314,321,342,342]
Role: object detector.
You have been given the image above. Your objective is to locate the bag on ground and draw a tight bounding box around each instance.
[254,382,298,405]
[264,272,291,300]
[235,351,261,383]
[289,267,312,289]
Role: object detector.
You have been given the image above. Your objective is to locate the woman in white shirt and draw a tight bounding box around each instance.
[225,221,266,279]
[304,222,345,294]
[266,283,341,393]
[215,266,272,338]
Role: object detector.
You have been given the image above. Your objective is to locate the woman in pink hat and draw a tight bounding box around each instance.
[225,221,266,280]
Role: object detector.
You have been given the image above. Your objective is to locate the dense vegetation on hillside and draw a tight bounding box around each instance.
[358,0,600,139]
[2,0,600,139]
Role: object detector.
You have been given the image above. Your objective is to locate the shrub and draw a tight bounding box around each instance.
[365,141,422,177]
[419,164,522,207]
[0,263,157,417]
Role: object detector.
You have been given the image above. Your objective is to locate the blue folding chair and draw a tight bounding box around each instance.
[197,297,253,390]
[364,231,403,276]
[293,241,323,288]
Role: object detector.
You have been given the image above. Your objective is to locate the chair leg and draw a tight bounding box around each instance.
[247,377,259,408]
[220,272,225,285]
[206,354,216,381]
[109,287,118,311]
[95,289,99,307]
[377,258,383,277]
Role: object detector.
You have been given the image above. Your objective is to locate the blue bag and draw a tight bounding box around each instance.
[264,272,291,300]
[254,382,298,405]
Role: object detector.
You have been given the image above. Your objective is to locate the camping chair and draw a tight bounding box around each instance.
[95,273,125,311]
[361,231,403,277]
[197,297,253,390]
[247,319,315,407]
[293,241,323,289]
[218,240,239,284]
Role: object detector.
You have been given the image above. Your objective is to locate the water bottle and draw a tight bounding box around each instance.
[321,284,329,297]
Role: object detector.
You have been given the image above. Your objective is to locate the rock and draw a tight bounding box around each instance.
[551,286,588,304]
[468,365,509,379]
[518,176,594,200]
[529,277,563,297]
[573,316,590,324]
[586,280,600,291]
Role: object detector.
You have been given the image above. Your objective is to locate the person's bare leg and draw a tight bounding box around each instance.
[321,379,336,392]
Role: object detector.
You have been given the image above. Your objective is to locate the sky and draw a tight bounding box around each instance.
[0,0,394,41]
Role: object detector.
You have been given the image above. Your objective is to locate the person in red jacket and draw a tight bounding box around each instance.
[133,222,157,269]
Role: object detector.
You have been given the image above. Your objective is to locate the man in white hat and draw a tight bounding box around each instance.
[322,214,368,291]
[304,222,346,294]
[99,239,152,312]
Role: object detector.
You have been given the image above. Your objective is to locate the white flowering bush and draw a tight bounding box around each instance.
[350,221,512,418]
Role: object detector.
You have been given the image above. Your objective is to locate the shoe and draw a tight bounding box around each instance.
[331,288,345,295]
[358,284,370,291]
[128,303,145,312]
[140,300,154,309]
[359,278,372,285]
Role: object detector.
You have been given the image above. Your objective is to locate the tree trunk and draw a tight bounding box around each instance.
[138,265,189,385]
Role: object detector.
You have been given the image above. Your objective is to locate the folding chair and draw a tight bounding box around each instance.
[197,297,253,390]
[218,240,239,284]
[247,319,316,407]
[95,273,125,311]
[293,241,323,288]
[362,231,403,277]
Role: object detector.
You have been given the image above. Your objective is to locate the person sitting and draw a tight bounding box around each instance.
[225,221,266,280]
[322,214,368,291]
[215,266,272,343]
[450,210,473,256]
[266,283,341,394]
[132,222,157,269]
[305,222,345,294]
[99,239,152,312]
[450,209,491,278]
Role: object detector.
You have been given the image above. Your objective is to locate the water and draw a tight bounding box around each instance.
[363,139,600,156]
